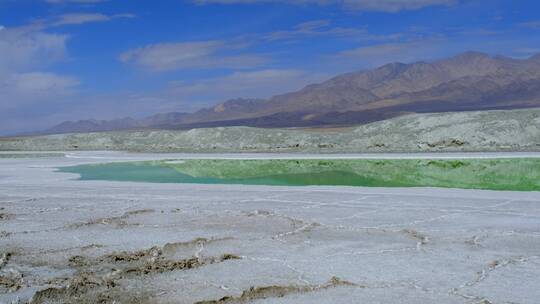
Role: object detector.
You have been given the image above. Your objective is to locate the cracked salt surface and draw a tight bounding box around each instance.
[0,152,539,303]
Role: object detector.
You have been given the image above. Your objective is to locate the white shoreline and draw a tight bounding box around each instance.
[11,150,540,160]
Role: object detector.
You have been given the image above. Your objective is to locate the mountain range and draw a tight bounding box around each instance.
[45,51,540,134]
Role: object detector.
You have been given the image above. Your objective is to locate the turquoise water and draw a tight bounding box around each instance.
[57,159,540,191]
[58,162,386,186]
[59,162,225,184]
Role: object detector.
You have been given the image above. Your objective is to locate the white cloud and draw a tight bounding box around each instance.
[193,0,456,12]
[165,69,329,105]
[5,72,79,93]
[170,69,306,94]
[342,0,455,12]
[519,20,540,29]
[0,71,80,134]
[0,25,68,73]
[0,72,79,112]
[0,24,79,134]
[334,39,446,67]
[340,42,419,57]
[120,40,268,71]
[0,11,137,134]
[54,13,110,25]
[265,19,369,41]
[52,13,135,26]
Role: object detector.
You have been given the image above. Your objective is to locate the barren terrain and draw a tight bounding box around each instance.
[2,109,540,153]
[1,153,539,303]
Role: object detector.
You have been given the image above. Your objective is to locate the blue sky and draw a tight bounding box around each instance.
[1,0,540,134]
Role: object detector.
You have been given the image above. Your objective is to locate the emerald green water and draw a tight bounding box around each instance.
[57,159,540,191]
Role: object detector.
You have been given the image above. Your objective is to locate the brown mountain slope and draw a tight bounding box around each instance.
[178,51,540,125]
[45,51,540,134]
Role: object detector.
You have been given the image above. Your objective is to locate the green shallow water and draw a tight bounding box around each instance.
[57,158,540,191]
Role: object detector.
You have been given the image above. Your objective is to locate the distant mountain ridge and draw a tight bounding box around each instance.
[44,112,188,134]
[45,51,540,134]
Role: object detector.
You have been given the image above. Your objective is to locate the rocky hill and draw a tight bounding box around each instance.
[4,108,539,153]
[44,112,189,134]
